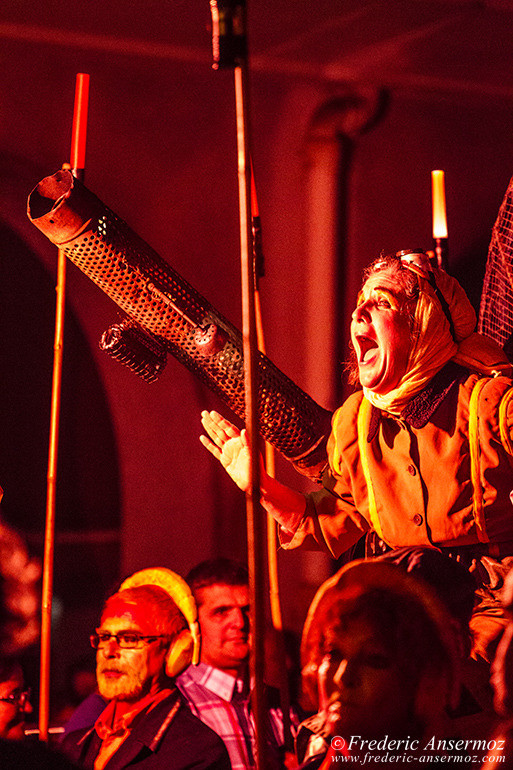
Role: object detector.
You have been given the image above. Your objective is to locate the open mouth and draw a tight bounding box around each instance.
[355,334,378,364]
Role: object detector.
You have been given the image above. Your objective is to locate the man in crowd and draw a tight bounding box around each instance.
[177,557,298,769]
[296,559,463,767]
[0,499,77,767]
[60,569,230,769]
[0,660,32,740]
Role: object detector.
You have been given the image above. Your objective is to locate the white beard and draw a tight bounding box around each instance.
[97,668,147,702]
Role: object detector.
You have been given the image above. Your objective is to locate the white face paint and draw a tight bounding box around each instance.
[351,270,412,394]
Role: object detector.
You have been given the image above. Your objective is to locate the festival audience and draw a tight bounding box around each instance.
[60,567,230,769]
[178,557,299,768]
[0,508,77,767]
[296,559,463,767]
[0,659,32,740]
[62,558,300,767]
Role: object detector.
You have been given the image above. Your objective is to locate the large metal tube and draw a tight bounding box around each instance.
[28,170,331,480]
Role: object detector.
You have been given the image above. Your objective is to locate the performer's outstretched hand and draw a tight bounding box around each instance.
[200,409,307,533]
[200,411,252,492]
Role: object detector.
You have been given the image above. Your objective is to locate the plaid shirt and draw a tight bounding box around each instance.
[176,663,296,769]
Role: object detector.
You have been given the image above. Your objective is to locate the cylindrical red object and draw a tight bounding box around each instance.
[28,170,331,480]
[70,73,89,173]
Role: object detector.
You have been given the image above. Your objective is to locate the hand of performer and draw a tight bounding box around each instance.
[200,411,254,492]
[200,410,307,533]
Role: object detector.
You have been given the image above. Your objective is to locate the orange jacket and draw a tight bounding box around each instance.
[282,364,513,559]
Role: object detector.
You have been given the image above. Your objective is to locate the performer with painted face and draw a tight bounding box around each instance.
[200,250,513,661]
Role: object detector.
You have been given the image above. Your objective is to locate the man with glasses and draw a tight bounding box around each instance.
[60,579,230,769]
[0,660,32,740]
[0,508,77,767]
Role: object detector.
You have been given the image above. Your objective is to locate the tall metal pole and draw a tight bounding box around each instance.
[251,169,293,751]
[210,2,267,765]
[39,73,89,742]
[234,66,267,770]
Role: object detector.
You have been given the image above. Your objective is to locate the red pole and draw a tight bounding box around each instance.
[251,166,293,750]
[210,2,268,764]
[233,61,268,769]
[39,73,90,742]
[71,73,89,179]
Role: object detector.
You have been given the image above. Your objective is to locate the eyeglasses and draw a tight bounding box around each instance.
[90,631,168,650]
[0,688,31,708]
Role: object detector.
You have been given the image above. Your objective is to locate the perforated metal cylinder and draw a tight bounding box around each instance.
[100,320,168,384]
[28,170,331,479]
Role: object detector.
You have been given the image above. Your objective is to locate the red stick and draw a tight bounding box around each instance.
[39,72,90,743]
[70,73,90,173]
[250,161,259,218]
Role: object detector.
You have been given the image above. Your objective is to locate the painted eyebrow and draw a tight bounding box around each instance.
[358,287,401,307]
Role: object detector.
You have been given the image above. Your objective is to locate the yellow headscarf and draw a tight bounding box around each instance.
[363,255,512,414]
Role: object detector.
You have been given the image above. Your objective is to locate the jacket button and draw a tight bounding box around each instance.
[407,464,417,476]
[412,514,423,526]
